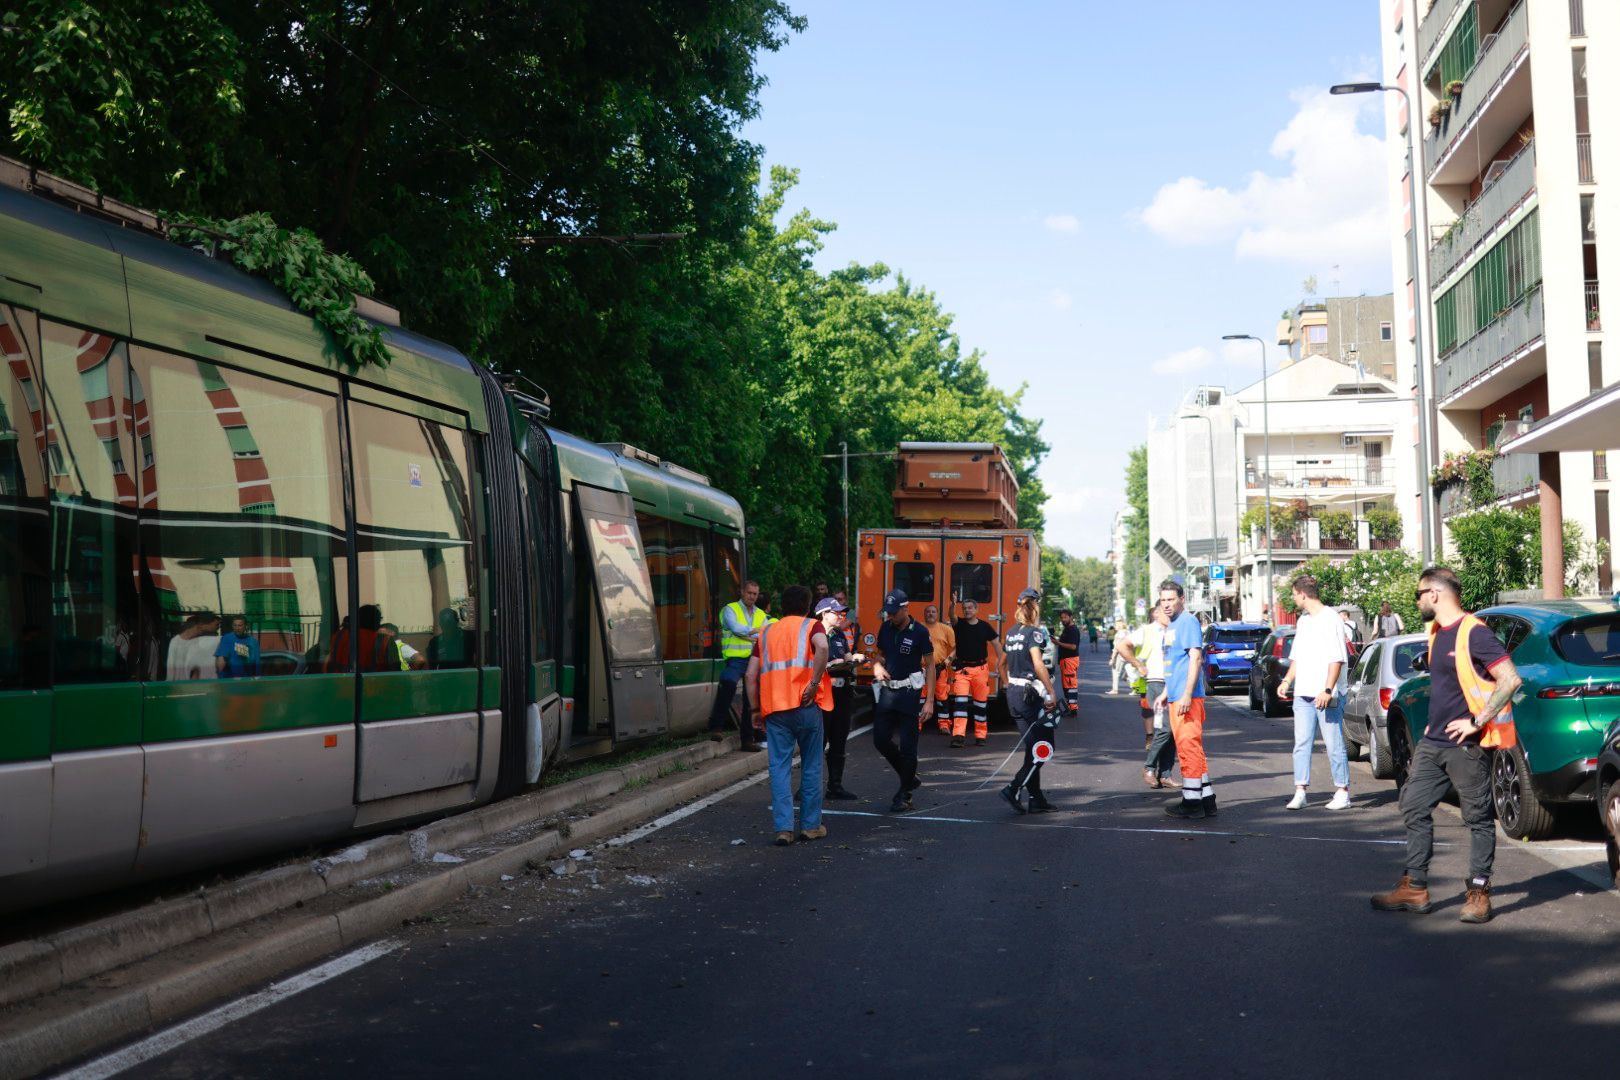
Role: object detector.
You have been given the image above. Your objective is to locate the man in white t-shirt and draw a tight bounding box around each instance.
[1278,575,1351,809]
[1107,622,1133,694]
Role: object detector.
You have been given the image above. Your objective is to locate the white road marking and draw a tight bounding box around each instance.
[820,808,1412,845]
[52,940,402,1080]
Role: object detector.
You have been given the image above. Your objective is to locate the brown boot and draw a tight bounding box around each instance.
[1460,883,1493,924]
[1370,875,1432,914]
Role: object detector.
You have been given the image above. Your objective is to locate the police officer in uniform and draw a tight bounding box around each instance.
[1000,587,1061,814]
[817,596,863,800]
[871,589,935,813]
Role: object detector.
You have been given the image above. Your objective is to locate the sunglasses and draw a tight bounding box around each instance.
[1413,586,1437,602]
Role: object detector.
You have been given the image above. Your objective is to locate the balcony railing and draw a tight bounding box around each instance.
[1577,134,1594,182]
[1419,0,1473,74]
[1435,287,1544,401]
[1588,279,1602,331]
[1439,452,1540,517]
[1245,522,1401,554]
[1429,141,1535,285]
[1571,0,1586,37]
[1424,1,1531,176]
[1245,464,1390,490]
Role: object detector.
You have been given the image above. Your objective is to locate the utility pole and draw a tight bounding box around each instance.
[820,445,895,597]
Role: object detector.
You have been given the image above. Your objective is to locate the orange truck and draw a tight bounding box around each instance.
[853,443,1040,710]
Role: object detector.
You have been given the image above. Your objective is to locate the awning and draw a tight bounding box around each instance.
[1499,382,1620,455]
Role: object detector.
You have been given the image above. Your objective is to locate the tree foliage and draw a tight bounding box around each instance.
[1448,507,1591,609]
[1121,445,1149,614]
[0,2,1047,587]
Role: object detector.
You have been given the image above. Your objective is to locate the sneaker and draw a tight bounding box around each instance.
[1325,789,1352,811]
[1286,789,1308,810]
[1370,875,1432,914]
[1000,785,1028,815]
[799,825,828,841]
[773,831,795,846]
[1460,882,1493,924]
[950,735,965,748]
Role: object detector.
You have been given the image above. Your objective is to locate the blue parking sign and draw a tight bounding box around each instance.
[1210,564,1226,581]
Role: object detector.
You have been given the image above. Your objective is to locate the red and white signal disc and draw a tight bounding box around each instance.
[1032,740,1054,762]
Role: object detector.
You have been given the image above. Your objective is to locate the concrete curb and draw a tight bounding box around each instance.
[0,745,767,1080]
[0,736,732,1012]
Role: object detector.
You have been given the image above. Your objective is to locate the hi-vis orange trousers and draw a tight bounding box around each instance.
[1169,697,1208,781]
[951,664,991,740]
[1059,656,1080,713]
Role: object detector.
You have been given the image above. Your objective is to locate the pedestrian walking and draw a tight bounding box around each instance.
[710,580,767,751]
[999,588,1061,814]
[949,599,999,746]
[1372,566,1520,924]
[819,596,863,800]
[1057,609,1082,715]
[1128,605,1175,787]
[1372,601,1405,641]
[1087,622,1099,653]
[745,585,831,846]
[1159,581,1216,819]
[1277,575,1352,810]
[871,589,935,813]
[1339,607,1361,662]
[923,603,956,734]
[1107,621,1132,694]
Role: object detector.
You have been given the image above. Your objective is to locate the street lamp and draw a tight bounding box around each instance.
[1223,334,1273,621]
[1330,80,1436,565]
[1188,412,1220,616]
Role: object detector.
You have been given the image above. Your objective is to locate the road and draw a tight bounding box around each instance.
[92,662,1619,1079]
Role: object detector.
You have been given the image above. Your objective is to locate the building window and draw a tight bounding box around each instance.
[1435,209,1542,355]
[1306,325,1328,344]
[1379,321,1393,342]
[1596,451,1608,482]
[1590,342,1605,392]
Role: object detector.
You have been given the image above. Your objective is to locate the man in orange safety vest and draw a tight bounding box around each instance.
[746,585,832,847]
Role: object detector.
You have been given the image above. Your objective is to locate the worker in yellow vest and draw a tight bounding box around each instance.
[1372,565,1521,925]
[745,585,832,845]
[709,580,767,751]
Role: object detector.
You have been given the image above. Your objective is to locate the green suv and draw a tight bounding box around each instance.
[1386,601,1620,841]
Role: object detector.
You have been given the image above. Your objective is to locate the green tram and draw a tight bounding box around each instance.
[0,164,745,912]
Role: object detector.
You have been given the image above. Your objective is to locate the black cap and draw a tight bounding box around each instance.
[882,589,908,614]
[1016,587,1041,602]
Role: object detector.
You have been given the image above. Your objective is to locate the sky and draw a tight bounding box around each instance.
[741,0,1397,558]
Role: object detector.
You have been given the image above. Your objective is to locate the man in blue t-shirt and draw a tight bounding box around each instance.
[214,616,261,679]
[871,589,935,813]
[1159,581,1215,819]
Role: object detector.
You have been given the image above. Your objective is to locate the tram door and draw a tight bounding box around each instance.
[575,486,668,741]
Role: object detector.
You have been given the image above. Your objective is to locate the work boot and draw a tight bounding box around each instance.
[1370,875,1433,914]
[1460,881,1493,924]
[950,735,965,748]
[889,791,914,814]
[825,782,857,801]
[1029,793,1056,813]
[975,737,986,746]
[1000,785,1028,815]
[1201,794,1219,818]
[799,825,828,842]
[773,831,795,846]
[1164,798,1204,819]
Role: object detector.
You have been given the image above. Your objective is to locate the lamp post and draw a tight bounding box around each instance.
[1189,412,1220,617]
[1223,334,1274,622]
[1330,80,1435,565]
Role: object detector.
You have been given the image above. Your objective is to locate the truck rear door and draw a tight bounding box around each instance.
[884,534,940,621]
[943,535,1003,692]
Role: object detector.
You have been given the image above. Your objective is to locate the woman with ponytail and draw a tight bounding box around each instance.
[998,588,1062,813]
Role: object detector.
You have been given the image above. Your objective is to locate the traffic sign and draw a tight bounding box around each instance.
[1134,597,1147,616]
[1210,564,1226,581]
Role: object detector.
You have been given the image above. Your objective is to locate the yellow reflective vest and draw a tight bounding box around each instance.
[720,600,767,659]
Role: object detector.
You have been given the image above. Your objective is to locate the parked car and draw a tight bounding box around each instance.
[1247,625,1296,717]
[1386,600,1620,841]
[1341,633,1428,779]
[1203,622,1269,693]
[1597,716,1620,888]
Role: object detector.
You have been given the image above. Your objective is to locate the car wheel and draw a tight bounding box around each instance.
[1603,780,1620,889]
[1389,713,1412,792]
[1248,679,1261,712]
[1342,717,1363,762]
[1492,744,1557,842]
[1366,719,1396,780]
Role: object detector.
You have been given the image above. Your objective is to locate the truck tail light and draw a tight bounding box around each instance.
[1379,688,1393,710]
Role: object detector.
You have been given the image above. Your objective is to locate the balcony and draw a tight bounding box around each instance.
[1435,287,1545,405]
[1424,1,1532,183]
[1429,143,1535,286]
[1246,462,1390,492]
[1438,452,1540,518]
[1419,0,1473,73]
[1587,279,1602,331]
[1243,518,1402,557]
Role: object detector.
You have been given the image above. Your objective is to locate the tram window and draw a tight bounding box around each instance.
[129,348,348,679]
[713,534,742,613]
[637,513,672,657]
[350,401,476,670]
[642,516,713,661]
[0,306,49,689]
[892,561,935,603]
[42,321,141,683]
[949,564,994,605]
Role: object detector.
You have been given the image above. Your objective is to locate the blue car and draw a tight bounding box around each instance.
[1203,622,1270,692]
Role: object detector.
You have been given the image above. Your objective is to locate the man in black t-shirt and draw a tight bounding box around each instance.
[1057,610,1082,715]
[1372,566,1521,925]
[950,600,1000,746]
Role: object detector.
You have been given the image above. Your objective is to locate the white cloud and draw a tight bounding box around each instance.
[1043,213,1081,234]
[1048,287,1074,310]
[1151,346,1215,376]
[1139,86,1389,270]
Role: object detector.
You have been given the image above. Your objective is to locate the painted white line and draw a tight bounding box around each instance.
[820,808,1413,846]
[52,940,402,1080]
[821,809,987,825]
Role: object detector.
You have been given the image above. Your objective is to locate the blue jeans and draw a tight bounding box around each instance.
[1292,696,1350,788]
[766,704,824,832]
[708,656,752,734]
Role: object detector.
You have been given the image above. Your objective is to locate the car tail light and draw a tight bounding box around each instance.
[1584,683,1620,697]
[1207,644,1223,655]
[1583,758,1599,767]
[1379,688,1393,710]
[1272,638,1286,658]
[1538,686,1586,699]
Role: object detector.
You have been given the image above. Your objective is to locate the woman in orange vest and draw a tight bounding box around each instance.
[746,585,832,846]
[1372,566,1520,925]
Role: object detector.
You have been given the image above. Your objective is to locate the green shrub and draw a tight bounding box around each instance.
[1317,510,1354,541]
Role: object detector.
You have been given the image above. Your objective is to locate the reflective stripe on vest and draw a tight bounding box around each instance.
[721,601,765,659]
[759,616,833,716]
[1428,613,1518,749]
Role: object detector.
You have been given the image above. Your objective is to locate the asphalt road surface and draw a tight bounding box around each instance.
[96,665,1620,1079]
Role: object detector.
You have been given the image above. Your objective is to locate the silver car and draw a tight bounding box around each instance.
[1342,632,1428,780]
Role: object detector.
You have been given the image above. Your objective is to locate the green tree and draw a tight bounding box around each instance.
[1122,445,1150,614]
[1339,549,1423,630]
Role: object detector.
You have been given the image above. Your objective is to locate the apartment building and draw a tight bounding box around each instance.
[1107,506,1134,623]
[1379,0,1617,593]
[1147,356,1405,623]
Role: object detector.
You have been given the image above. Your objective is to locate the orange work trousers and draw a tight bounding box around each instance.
[1059,656,1079,711]
[951,664,991,740]
[1169,697,1208,780]
[933,666,954,732]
